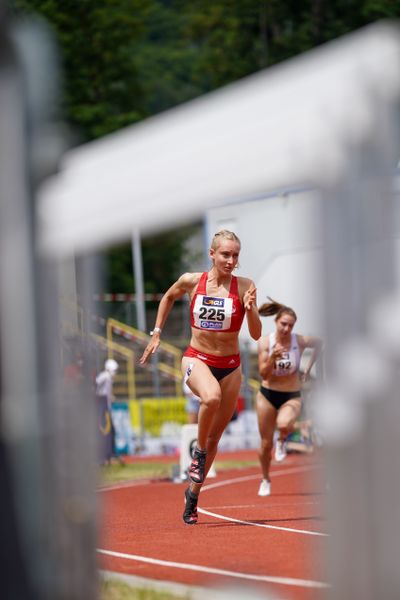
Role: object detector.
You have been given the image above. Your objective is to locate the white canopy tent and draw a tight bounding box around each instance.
[37,21,400,257]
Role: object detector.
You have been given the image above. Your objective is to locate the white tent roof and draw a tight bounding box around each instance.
[37,22,400,257]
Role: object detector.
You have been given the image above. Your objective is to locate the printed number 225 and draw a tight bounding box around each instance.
[199,307,224,321]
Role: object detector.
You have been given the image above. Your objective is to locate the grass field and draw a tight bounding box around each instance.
[100,578,191,600]
[99,457,259,485]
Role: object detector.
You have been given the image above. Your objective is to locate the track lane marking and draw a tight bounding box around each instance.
[201,463,321,492]
[98,460,329,589]
[199,463,328,537]
[197,506,327,536]
[97,548,329,590]
[98,479,153,492]
[205,501,321,509]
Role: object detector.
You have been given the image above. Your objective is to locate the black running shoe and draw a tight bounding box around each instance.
[188,447,207,484]
[183,487,198,525]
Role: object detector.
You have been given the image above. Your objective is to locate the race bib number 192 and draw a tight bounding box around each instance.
[274,352,293,374]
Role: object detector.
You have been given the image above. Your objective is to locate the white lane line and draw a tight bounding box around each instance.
[97,548,329,590]
[197,507,327,537]
[201,463,321,492]
[205,501,321,509]
[98,479,152,492]
[98,461,323,493]
[198,463,328,537]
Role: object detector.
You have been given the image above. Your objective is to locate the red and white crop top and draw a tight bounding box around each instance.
[190,272,245,333]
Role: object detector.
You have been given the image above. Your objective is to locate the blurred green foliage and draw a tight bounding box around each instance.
[12,0,399,144]
[11,0,400,292]
[96,225,199,294]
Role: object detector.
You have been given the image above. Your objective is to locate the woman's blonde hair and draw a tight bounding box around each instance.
[210,230,241,250]
[258,297,297,321]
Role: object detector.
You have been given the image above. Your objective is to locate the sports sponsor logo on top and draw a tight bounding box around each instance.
[200,321,223,330]
[202,296,224,307]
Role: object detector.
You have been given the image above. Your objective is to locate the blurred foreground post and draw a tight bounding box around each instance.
[318,36,400,600]
[32,16,400,598]
[0,7,98,600]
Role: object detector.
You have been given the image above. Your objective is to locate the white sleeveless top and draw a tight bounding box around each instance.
[269,332,301,376]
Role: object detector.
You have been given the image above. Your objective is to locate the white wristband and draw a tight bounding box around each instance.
[150,327,162,336]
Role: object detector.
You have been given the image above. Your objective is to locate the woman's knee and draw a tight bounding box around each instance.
[276,410,295,431]
[201,390,221,411]
[276,419,292,433]
[276,419,293,438]
[259,436,273,455]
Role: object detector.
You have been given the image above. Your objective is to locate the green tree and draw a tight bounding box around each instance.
[12,0,149,141]
[12,0,400,140]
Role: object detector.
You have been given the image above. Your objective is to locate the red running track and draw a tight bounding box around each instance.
[97,451,329,600]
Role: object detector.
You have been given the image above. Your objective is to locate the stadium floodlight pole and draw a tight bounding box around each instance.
[132,227,146,332]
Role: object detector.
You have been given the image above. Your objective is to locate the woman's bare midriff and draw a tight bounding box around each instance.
[190,328,240,356]
[262,372,301,392]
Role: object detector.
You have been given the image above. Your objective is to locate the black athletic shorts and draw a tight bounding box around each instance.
[209,365,238,382]
[259,385,301,410]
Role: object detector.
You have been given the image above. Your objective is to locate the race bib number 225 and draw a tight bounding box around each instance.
[193,295,233,330]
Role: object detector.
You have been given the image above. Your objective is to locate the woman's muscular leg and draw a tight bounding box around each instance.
[256,392,277,480]
[190,367,242,495]
[181,357,221,451]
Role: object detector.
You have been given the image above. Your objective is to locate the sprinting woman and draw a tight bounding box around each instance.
[139,230,261,523]
[256,298,322,496]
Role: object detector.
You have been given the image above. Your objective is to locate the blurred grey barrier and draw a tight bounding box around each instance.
[0,8,97,600]
[37,20,400,600]
[2,9,400,600]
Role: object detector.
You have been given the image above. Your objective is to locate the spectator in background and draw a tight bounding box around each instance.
[96,358,118,411]
[256,298,322,497]
[95,358,121,465]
